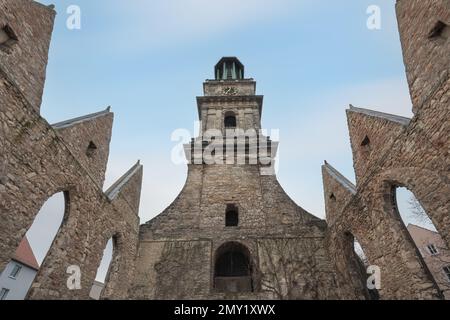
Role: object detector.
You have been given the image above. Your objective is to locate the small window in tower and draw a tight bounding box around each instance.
[428,21,449,39]
[329,193,336,201]
[225,204,239,227]
[86,141,98,158]
[224,112,237,128]
[0,25,18,51]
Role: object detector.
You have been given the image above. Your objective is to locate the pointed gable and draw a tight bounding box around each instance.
[322,161,356,226]
[346,105,410,184]
[105,161,143,215]
[52,107,113,188]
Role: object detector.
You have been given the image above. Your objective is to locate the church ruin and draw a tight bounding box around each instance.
[0,0,449,300]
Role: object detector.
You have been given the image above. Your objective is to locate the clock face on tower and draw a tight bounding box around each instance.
[223,87,239,96]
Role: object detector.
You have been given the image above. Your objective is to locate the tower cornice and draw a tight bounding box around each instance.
[196,95,263,120]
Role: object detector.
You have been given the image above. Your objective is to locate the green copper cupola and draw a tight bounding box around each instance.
[214,57,245,80]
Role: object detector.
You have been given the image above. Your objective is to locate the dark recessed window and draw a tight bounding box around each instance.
[360,135,372,158]
[224,113,237,128]
[329,193,336,201]
[428,21,449,39]
[0,25,18,51]
[361,135,370,147]
[86,141,97,158]
[225,204,239,227]
[216,250,249,277]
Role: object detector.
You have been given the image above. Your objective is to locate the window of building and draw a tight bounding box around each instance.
[225,204,239,227]
[361,135,370,146]
[428,21,449,39]
[359,135,372,159]
[0,25,18,49]
[9,264,22,279]
[224,113,237,129]
[427,244,439,255]
[86,141,97,158]
[361,135,370,148]
[443,266,450,282]
[0,288,10,300]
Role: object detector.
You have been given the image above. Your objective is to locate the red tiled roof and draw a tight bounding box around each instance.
[12,236,40,270]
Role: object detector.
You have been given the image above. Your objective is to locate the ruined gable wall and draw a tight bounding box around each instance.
[0,0,55,111]
[134,162,347,300]
[54,111,113,188]
[324,0,450,300]
[0,67,142,299]
[0,0,143,300]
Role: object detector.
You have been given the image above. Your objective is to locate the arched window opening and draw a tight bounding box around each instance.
[89,237,115,300]
[0,25,18,50]
[361,136,370,147]
[86,141,97,158]
[224,112,237,129]
[360,135,371,155]
[214,242,253,293]
[329,193,336,201]
[345,232,379,300]
[428,21,449,39]
[394,187,450,298]
[0,192,67,300]
[225,204,239,227]
[394,187,436,231]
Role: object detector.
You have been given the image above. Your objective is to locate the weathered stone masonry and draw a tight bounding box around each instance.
[129,57,349,300]
[0,0,448,300]
[323,0,449,300]
[0,0,143,299]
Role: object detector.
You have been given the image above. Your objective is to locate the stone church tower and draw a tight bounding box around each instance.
[130,58,351,300]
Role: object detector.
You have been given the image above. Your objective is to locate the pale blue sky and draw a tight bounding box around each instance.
[26,0,427,282]
[34,0,413,223]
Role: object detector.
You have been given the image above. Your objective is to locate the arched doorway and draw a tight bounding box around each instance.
[214,242,253,293]
[0,192,68,300]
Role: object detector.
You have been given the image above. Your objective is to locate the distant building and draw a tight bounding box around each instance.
[0,237,39,300]
[89,281,105,300]
[408,224,450,299]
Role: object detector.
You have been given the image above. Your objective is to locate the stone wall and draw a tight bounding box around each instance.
[132,163,348,300]
[0,0,54,112]
[323,0,449,300]
[0,0,448,301]
[0,0,143,300]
